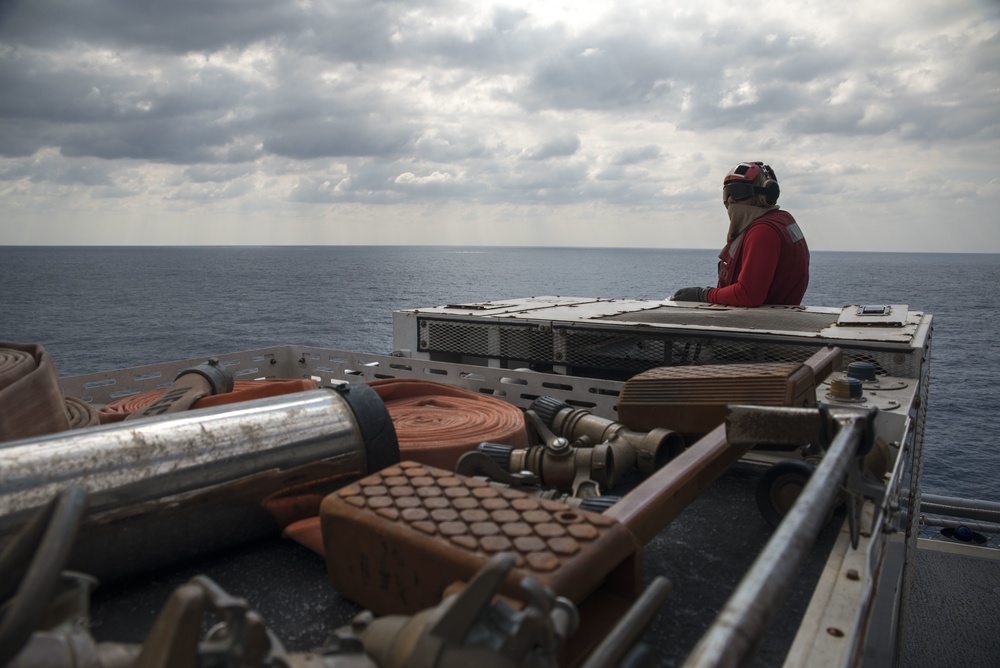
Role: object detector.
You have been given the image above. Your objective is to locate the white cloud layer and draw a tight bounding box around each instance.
[1,0,998,251]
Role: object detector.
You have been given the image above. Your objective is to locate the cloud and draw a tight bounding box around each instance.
[263,118,417,160]
[523,135,580,160]
[0,149,114,186]
[611,145,661,166]
[0,0,998,251]
[0,0,308,53]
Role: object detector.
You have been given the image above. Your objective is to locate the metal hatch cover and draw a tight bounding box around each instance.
[835,304,909,327]
[815,304,919,343]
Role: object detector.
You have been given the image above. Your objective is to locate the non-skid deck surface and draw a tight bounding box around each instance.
[901,543,1000,667]
[89,464,841,667]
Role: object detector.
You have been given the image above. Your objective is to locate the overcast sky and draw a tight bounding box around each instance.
[1,0,998,251]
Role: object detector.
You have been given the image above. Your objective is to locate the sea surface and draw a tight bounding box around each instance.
[2,245,998,501]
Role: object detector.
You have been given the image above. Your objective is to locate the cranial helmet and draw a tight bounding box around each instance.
[723,161,779,206]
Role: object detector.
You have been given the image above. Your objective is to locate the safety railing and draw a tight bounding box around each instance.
[682,405,880,668]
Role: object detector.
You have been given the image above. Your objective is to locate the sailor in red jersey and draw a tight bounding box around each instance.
[671,161,809,306]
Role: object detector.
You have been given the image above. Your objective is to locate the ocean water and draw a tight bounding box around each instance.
[1,245,998,501]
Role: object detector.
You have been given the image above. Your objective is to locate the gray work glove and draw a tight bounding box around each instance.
[670,286,710,302]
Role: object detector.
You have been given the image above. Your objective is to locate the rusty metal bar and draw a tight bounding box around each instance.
[724,405,830,449]
[681,409,871,668]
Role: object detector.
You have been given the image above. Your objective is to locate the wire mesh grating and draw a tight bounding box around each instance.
[420,319,920,377]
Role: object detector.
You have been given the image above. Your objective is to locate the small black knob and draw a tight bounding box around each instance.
[477,442,515,470]
[579,496,620,513]
[528,396,571,426]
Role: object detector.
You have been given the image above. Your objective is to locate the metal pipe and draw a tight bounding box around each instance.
[919,494,1000,524]
[920,517,1000,535]
[682,410,869,668]
[580,576,672,668]
[0,386,398,582]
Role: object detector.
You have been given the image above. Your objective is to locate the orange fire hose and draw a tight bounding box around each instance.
[368,378,529,469]
[2,347,529,556]
[97,378,321,423]
[282,378,529,555]
[0,343,99,442]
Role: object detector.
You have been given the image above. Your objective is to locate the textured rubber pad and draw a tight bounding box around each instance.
[321,461,640,614]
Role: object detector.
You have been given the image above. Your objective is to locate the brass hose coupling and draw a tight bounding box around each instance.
[476,439,612,498]
[528,396,686,480]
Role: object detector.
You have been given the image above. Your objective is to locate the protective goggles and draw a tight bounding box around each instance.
[723,181,757,203]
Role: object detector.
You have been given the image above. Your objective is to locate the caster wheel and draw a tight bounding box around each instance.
[755,459,816,528]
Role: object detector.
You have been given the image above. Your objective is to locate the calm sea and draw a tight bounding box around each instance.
[1,246,998,501]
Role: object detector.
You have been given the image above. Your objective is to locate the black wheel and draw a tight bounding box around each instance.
[755,460,816,528]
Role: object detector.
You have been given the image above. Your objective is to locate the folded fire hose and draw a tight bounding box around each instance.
[98,376,321,422]
[368,378,529,470]
[0,342,99,441]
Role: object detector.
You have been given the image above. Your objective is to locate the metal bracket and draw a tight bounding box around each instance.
[844,451,888,549]
[454,450,542,489]
[725,404,883,547]
[524,409,571,452]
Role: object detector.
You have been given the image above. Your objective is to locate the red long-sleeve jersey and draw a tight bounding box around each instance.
[707,210,809,306]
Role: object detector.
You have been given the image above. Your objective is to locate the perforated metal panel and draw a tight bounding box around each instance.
[421,320,554,361]
[419,319,921,378]
[567,328,920,376]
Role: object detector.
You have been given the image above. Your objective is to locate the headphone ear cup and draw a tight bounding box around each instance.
[760,179,779,205]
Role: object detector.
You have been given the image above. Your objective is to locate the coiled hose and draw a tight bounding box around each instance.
[0,343,98,442]
[283,378,529,555]
[368,378,528,470]
[97,378,321,422]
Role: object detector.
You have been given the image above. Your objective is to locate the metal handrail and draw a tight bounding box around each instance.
[682,407,873,668]
[920,493,1000,524]
[920,517,1000,535]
